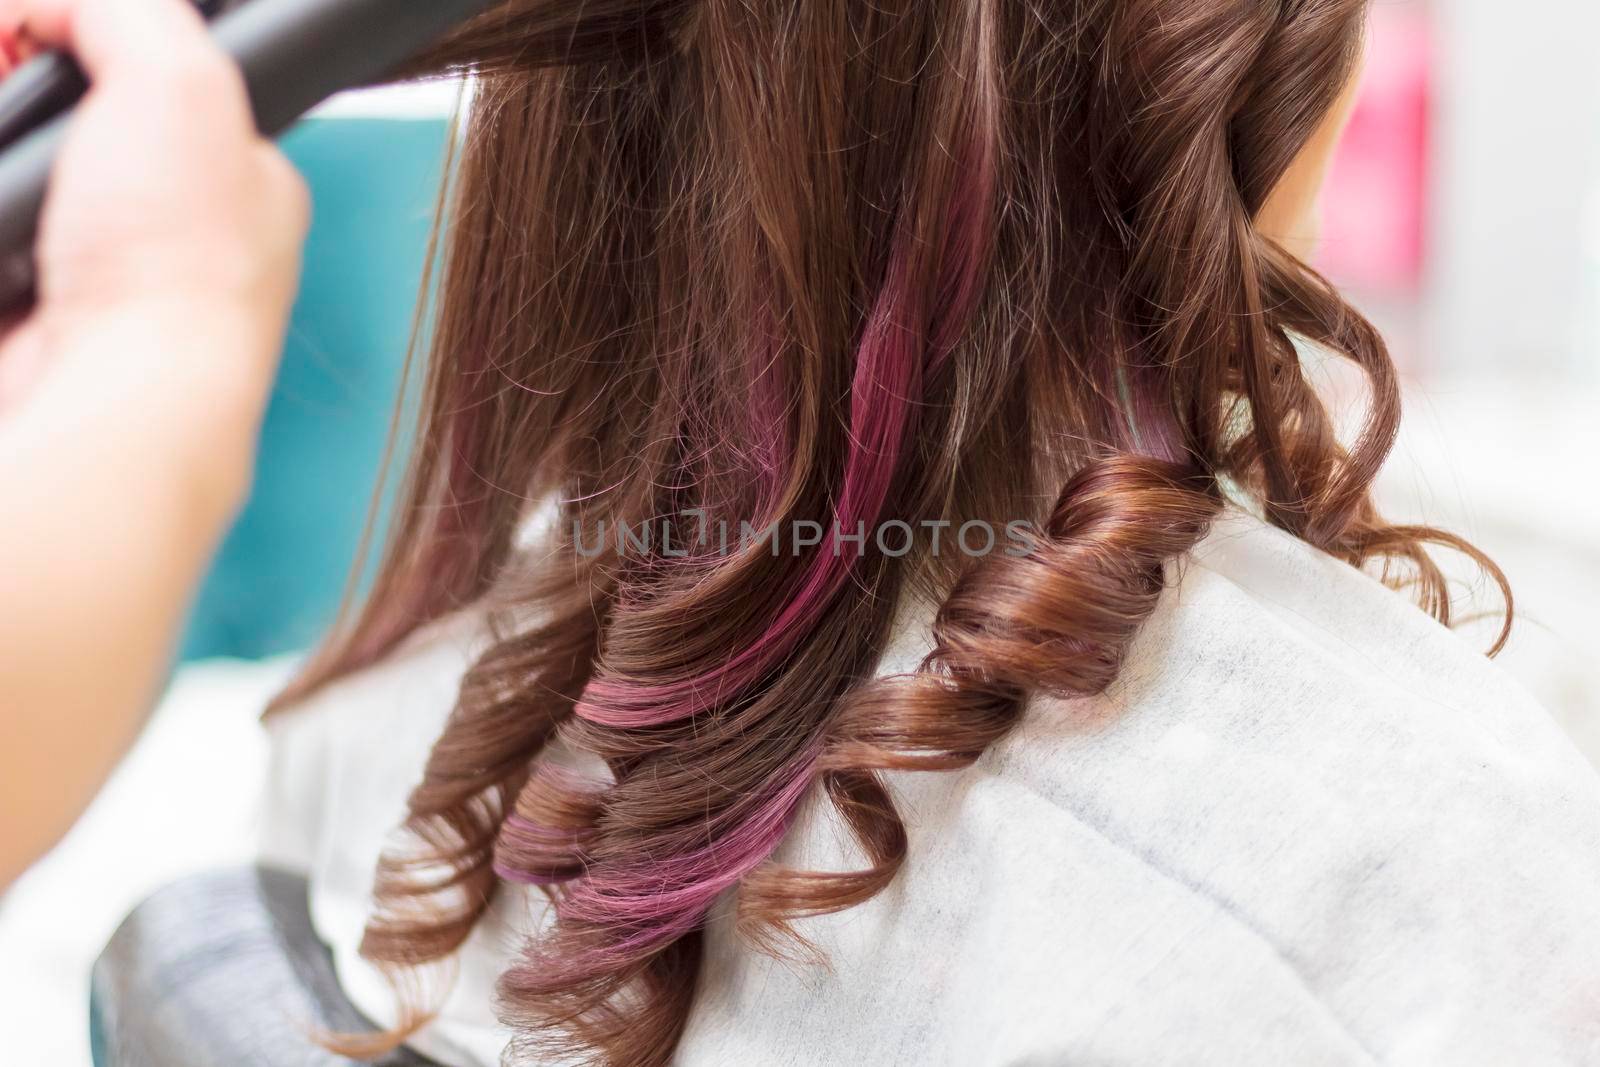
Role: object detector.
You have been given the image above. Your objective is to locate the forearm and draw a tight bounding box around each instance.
[0,310,265,887]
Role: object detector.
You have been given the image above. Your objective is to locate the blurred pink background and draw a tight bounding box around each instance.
[1318,5,1433,295]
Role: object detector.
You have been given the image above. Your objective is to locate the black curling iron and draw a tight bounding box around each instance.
[0,0,229,150]
[0,0,502,314]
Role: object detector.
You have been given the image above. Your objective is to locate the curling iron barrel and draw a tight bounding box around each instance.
[0,0,501,314]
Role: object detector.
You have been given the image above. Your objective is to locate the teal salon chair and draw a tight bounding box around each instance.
[179,108,450,661]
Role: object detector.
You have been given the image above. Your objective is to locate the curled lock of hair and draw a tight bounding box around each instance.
[273,1,1512,1064]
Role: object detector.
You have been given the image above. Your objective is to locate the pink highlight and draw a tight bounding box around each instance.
[573,135,997,732]
[571,277,920,728]
[493,762,604,885]
[520,754,818,978]
[494,816,591,885]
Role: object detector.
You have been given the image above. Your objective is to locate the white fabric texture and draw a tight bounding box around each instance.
[260,507,1600,1066]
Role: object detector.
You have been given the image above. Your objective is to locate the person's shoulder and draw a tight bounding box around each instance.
[1008,505,1596,808]
[928,511,1600,1062]
[986,500,1600,915]
[264,607,493,744]
[965,508,1600,1059]
[257,607,495,870]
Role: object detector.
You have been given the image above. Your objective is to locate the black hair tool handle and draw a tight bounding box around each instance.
[0,0,501,314]
[0,53,85,153]
[0,0,228,154]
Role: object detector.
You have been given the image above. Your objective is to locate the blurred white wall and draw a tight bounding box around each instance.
[1347,0,1600,761]
[1427,0,1600,380]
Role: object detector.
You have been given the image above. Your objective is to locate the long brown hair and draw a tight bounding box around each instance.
[276,1,1508,1063]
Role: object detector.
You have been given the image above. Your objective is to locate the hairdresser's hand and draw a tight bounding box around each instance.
[0,0,308,892]
[0,0,308,454]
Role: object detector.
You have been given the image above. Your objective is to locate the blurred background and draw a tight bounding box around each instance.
[1322,0,1600,759]
[4,0,1600,1060]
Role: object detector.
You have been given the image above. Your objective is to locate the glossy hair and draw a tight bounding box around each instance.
[275,1,1509,1063]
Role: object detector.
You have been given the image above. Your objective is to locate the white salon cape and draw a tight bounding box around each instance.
[261,507,1600,1066]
